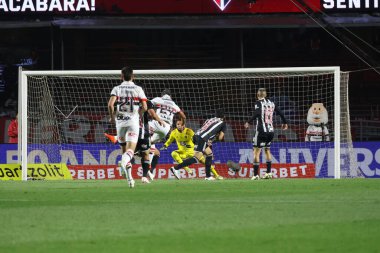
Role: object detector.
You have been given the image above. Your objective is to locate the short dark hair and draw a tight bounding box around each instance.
[176,118,184,125]
[161,89,171,97]
[215,109,225,118]
[121,66,133,81]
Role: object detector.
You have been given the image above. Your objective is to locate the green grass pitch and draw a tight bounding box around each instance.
[1,179,380,253]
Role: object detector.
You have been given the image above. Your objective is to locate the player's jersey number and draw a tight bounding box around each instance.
[118,97,134,113]
[264,107,274,124]
[158,106,175,122]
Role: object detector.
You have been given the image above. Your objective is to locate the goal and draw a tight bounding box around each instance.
[18,67,359,180]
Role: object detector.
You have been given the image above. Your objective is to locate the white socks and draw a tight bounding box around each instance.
[125,165,133,181]
[121,149,134,169]
[121,149,134,181]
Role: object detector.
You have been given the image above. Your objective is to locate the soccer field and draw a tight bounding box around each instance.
[1,179,379,253]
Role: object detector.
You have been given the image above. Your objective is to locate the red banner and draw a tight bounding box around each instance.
[0,0,321,15]
[2,1,377,16]
[93,0,321,14]
[68,163,315,180]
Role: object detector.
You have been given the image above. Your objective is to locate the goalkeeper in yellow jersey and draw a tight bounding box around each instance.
[161,119,223,179]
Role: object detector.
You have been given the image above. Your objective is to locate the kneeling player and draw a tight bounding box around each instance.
[161,119,223,179]
[169,110,226,180]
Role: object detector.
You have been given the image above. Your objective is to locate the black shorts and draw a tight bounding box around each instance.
[253,132,274,148]
[193,135,208,152]
[135,137,151,155]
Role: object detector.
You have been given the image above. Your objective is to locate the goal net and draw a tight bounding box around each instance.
[19,67,360,180]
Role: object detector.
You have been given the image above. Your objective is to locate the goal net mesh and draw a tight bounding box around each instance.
[24,69,360,178]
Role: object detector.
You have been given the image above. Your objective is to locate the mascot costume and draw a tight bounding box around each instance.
[305,103,330,141]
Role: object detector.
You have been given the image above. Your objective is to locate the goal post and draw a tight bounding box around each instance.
[18,67,359,181]
[334,67,341,179]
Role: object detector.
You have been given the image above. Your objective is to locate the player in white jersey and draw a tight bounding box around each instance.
[149,89,186,143]
[108,66,147,188]
[147,89,186,178]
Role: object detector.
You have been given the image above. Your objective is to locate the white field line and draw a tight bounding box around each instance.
[0,199,376,204]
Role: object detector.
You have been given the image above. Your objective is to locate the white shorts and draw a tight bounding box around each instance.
[116,118,139,144]
[149,120,171,144]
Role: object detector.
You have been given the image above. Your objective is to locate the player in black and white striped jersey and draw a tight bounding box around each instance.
[244,88,288,180]
[136,100,164,184]
[170,109,226,180]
